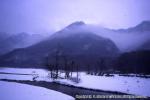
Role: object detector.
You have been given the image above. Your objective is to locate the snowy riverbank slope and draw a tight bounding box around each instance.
[0,67,150,97]
[0,81,74,100]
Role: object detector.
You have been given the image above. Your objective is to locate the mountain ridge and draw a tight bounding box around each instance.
[0,22,120,67]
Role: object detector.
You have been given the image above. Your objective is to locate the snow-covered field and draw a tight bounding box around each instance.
[0,67,51,81]
[0,67,150,97]
[56,73,150,97]
[0,81,74,100]
[0,67,48,76]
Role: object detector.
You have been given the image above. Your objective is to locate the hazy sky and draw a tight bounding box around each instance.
[0,0,150,33]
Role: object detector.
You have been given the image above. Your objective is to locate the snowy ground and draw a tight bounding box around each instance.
[0,81,74,100]
[0,67,150,97]
[0,67,50,81]
[56,73,150,97]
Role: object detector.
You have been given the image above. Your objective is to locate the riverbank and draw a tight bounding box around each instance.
[1,79,148,100]
[0,67,150,98]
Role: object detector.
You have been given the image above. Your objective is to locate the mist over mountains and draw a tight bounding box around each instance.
[0,22,119,67]
[114,21,150,51]
[65,21,150,52]
[0,20,150,55]
[0,32,47,55]
[0,21,150,69]
[117,21,150,32]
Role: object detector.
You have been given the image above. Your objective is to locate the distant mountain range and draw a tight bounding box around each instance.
[0,32,46,55]
[87,20,150,51]
[0,32,11,41]
[0,21,150,68]
[0,22,119,67]
[116,21,150,32]
[122,21,150,51]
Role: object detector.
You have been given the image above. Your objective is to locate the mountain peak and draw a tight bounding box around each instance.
[138,20,150,26]
[67,21,85,28]
[134,20,150,31]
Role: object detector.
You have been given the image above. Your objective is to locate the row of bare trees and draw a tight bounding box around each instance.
[45,45,80,83]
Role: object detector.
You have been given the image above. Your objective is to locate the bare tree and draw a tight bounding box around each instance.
[97,58,105,76]
[86,64,90,74]
[49,44,63,79]
[70,60,75,78]
[62,55,70,79]
[54,48,59,79]
[76,63,80,83]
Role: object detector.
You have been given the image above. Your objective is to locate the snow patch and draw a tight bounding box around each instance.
[0,81,74,100]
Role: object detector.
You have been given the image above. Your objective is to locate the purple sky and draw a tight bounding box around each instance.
[0,0,150,33]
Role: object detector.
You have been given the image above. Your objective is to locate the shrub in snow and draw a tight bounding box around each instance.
[105,73,114,77]
[69,77,81,83]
